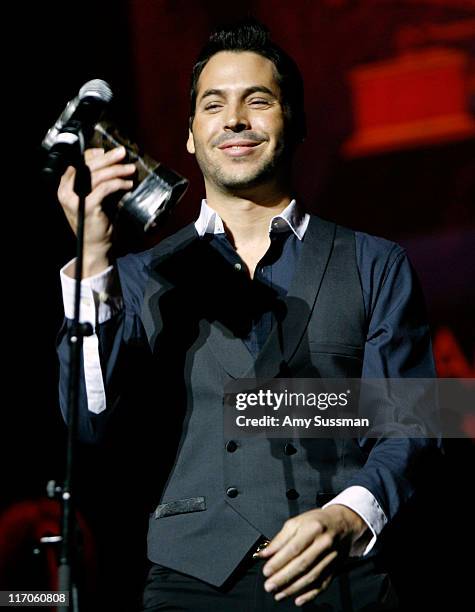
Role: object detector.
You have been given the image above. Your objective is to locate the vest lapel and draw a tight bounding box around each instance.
[247,215,336,379]
[143,223,256,377]
[207,215,336,379]
[143,215,336,380]
[142,223,199,349]
[206,320,256,378]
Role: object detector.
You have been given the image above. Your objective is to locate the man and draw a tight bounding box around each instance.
[57,19,438,611]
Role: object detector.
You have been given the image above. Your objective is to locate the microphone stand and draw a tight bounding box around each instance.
[55,135,93,612]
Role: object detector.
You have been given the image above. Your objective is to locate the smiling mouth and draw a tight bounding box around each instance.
[218,142,264,157]
[225,144,257,149]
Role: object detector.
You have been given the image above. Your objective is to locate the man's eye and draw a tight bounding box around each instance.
[250,99,271,105]
[204,103,222,111]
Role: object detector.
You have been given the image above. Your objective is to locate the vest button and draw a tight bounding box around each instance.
[284,443,297,455]
[286,488,299,500]
[226,487,239,498]
[226,440,238,453]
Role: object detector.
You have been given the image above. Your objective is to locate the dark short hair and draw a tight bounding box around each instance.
[189,18,306,143]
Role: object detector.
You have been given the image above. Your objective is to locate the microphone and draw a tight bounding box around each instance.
[42,79,113,177]
[41,79,189,232]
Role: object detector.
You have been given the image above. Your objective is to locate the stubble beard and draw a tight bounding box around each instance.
[195,138,289,194]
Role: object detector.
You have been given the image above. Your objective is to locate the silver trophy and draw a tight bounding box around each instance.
[89,121,188,232]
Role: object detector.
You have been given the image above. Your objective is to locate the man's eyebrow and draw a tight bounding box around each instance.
[198,86,277,103]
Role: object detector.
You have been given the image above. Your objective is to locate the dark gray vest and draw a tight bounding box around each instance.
[140,215,366,586]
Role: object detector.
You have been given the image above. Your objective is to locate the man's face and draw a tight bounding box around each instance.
[187,51,290,194]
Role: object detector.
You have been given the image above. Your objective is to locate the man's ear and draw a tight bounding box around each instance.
[186,128,195,154]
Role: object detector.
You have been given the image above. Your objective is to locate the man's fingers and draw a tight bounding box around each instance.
[58,148,129,200]
[87,178,134,206]
[265,535,333,593]
[86,146,127,172]
[57,166,78,206]
[84,148,105,162]
[58,165,76,191]
[259,520,298,560]
[273,548,338,602]
[63,165,76,181]
[59,161,134,207]
[263,526,317,578]
[91,163,136,190]
[294,573,334,607]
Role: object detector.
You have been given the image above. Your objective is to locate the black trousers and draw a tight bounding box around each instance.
[142,553,399,611]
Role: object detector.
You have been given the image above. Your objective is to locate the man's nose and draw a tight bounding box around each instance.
[224,104,250,131]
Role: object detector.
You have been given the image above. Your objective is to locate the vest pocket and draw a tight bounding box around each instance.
[154,496,206,519]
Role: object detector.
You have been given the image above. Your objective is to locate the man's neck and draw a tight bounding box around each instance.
[205,188,292,250]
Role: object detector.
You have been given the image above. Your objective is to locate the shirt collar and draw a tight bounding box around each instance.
[194,199,310,241]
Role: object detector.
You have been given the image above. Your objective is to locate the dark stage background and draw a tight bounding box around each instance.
[2,1,474,610]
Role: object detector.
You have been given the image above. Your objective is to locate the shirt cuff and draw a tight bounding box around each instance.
[60,258,122,325]
[323,485,387,557]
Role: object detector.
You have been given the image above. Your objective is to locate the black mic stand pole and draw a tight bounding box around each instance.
[56,133,93,612]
